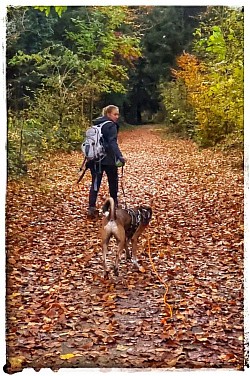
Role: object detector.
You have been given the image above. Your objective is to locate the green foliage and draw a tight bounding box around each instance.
[34,6,67,17]
[8,112,49,175]
[160,6,243,148]
[194,25,226,62]
[7,116,26,175]
[192,7,243,147]
[123,6,205,124]
[7,7,59,112]
[7,6,141,175]
[66,7,141,97]
[160,80,197,138]
[7,91,89,175]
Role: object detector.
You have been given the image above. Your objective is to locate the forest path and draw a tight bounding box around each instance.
[6,125,244,372]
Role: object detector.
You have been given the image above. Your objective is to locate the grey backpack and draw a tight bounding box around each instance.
[81,121,110,162]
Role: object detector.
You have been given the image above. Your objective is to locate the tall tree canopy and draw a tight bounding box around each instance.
[7,6,205,122]
[6,4,243,181]
[161,6,243,147]
[122,6,205,124]
[7,6,142,173]
[7,6,141,116]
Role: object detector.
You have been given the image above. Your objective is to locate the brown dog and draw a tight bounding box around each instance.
[100,197,152,278]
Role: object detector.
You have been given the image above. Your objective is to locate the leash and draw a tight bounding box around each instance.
[77,160,127,208]
[76,157,88,184]
[119,165,128,209]
[147,232,173,328]
[77,166,88,184]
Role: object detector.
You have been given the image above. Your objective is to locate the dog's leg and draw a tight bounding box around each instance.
[131,225,145,270]
[125,238,131,260]
[101,231,111,279]
[131,238,140,269]
[114,229,126,276]
[102,240,109,278]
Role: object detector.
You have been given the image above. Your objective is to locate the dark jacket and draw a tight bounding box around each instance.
[93,116,124,165]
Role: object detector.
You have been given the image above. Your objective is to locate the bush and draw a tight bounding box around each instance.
[7,92,89,176]
[160,80,197,138]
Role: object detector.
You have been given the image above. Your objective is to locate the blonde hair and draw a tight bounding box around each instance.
[102,105,119,116]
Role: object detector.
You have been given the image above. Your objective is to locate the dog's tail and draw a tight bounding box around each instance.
[102,197,116,221]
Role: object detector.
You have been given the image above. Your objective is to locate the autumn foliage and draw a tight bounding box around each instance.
[171,53,206,118]
[5,126,244,372]
[161,7,243,148]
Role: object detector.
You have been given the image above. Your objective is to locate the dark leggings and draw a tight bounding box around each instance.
[89,164,118,208]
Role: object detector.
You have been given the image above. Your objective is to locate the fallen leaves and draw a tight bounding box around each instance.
[8,356,26,368]
[138,265,146,273]
[116,344,131,351]
[6,125,244,371]
[60,353,78,360]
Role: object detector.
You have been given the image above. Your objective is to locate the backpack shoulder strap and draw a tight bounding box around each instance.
[95,120,112,128]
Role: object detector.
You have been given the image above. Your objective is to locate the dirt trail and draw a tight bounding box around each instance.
[6,125,244,371]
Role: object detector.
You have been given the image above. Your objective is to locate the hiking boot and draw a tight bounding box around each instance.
[87,207,99,219]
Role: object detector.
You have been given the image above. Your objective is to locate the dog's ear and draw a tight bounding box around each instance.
[139,206,152,224]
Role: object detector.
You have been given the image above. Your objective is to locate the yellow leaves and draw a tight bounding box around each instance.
[9,292,21,299]
[59,353,81,360]
[60,353,75,360]
[171,37,243,146]
[171,52,208,124]
[218,353,238,363]
[8,356,26,369]
[195,335,208,342]
[173,53,205,86]
[8,356,25,368]
[116,344,130,351]
[106,293,117,300]
[176,52,200,69]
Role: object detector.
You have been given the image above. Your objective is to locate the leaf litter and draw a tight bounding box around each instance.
[5,125,244,372]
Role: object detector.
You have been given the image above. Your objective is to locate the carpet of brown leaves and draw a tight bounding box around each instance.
[5,125,245,372]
